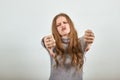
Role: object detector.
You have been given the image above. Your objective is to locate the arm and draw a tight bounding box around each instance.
[83,29,95,52]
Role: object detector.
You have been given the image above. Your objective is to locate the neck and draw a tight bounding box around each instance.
[61,35,68,39]
[61,36,70,44]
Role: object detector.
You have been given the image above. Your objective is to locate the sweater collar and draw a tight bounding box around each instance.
[61,37,70,44]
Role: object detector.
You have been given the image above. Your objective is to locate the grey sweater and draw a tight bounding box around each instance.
[41,37,86,80]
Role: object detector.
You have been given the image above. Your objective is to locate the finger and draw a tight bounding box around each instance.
[46,41,55,46]
[45,38,52,43]
[85,44,91,52]
[85,30,94,35]
[85,30,93,34]
[44,37,54,43]
[44,37,50,43]
[44,37,56,47]
[84,36,94,40]
[46,44,53,49]
[85,29,92,33]
[85,33,94,37]
[44,35,53,41]
[49,49,55,58]
[47,35,55,41]
[84,39,94,43]
[45,38,55,45]
[45,41,56,48]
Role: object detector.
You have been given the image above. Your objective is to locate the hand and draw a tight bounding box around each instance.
[84,29,95,44]
[84,29,95,52]
[43,35,56,57]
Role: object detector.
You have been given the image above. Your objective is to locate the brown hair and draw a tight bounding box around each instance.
[52,13,84,69]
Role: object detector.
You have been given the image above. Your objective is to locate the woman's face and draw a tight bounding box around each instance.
[56,16,70,38]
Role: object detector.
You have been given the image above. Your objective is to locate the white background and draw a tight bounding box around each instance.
[0,0,120,80]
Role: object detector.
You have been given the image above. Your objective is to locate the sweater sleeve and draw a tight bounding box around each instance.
[41,37,46,48]
[79,36,87,53]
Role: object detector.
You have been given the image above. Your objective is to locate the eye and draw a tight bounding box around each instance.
[56,23,61,27]
[63,21,68,24]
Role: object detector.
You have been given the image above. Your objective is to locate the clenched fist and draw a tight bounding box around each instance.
[84,29,95,51]
[43,35,56,57]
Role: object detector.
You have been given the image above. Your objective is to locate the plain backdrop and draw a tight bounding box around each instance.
[0,0,120,80]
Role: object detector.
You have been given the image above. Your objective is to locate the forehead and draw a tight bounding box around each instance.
[56,16,67,23]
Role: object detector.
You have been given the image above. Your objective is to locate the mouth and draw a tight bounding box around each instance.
[62,27,66,31]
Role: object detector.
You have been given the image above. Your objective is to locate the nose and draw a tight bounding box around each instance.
[61,22,65,27]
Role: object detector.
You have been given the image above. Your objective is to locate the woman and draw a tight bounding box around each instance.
[42,13,95,80]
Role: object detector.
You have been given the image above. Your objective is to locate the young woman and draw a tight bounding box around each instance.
[42,13,95,80]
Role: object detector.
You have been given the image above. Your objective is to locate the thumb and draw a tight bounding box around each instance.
[48,48,55,58]
[85,44,91,52]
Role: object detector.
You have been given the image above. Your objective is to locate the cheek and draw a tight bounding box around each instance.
[57,27,61,34]
[66,26,70,33]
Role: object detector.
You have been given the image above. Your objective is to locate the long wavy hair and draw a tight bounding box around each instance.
[52,13,84,69]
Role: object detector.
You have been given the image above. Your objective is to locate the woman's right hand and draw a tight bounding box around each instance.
[43,35,56,57]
